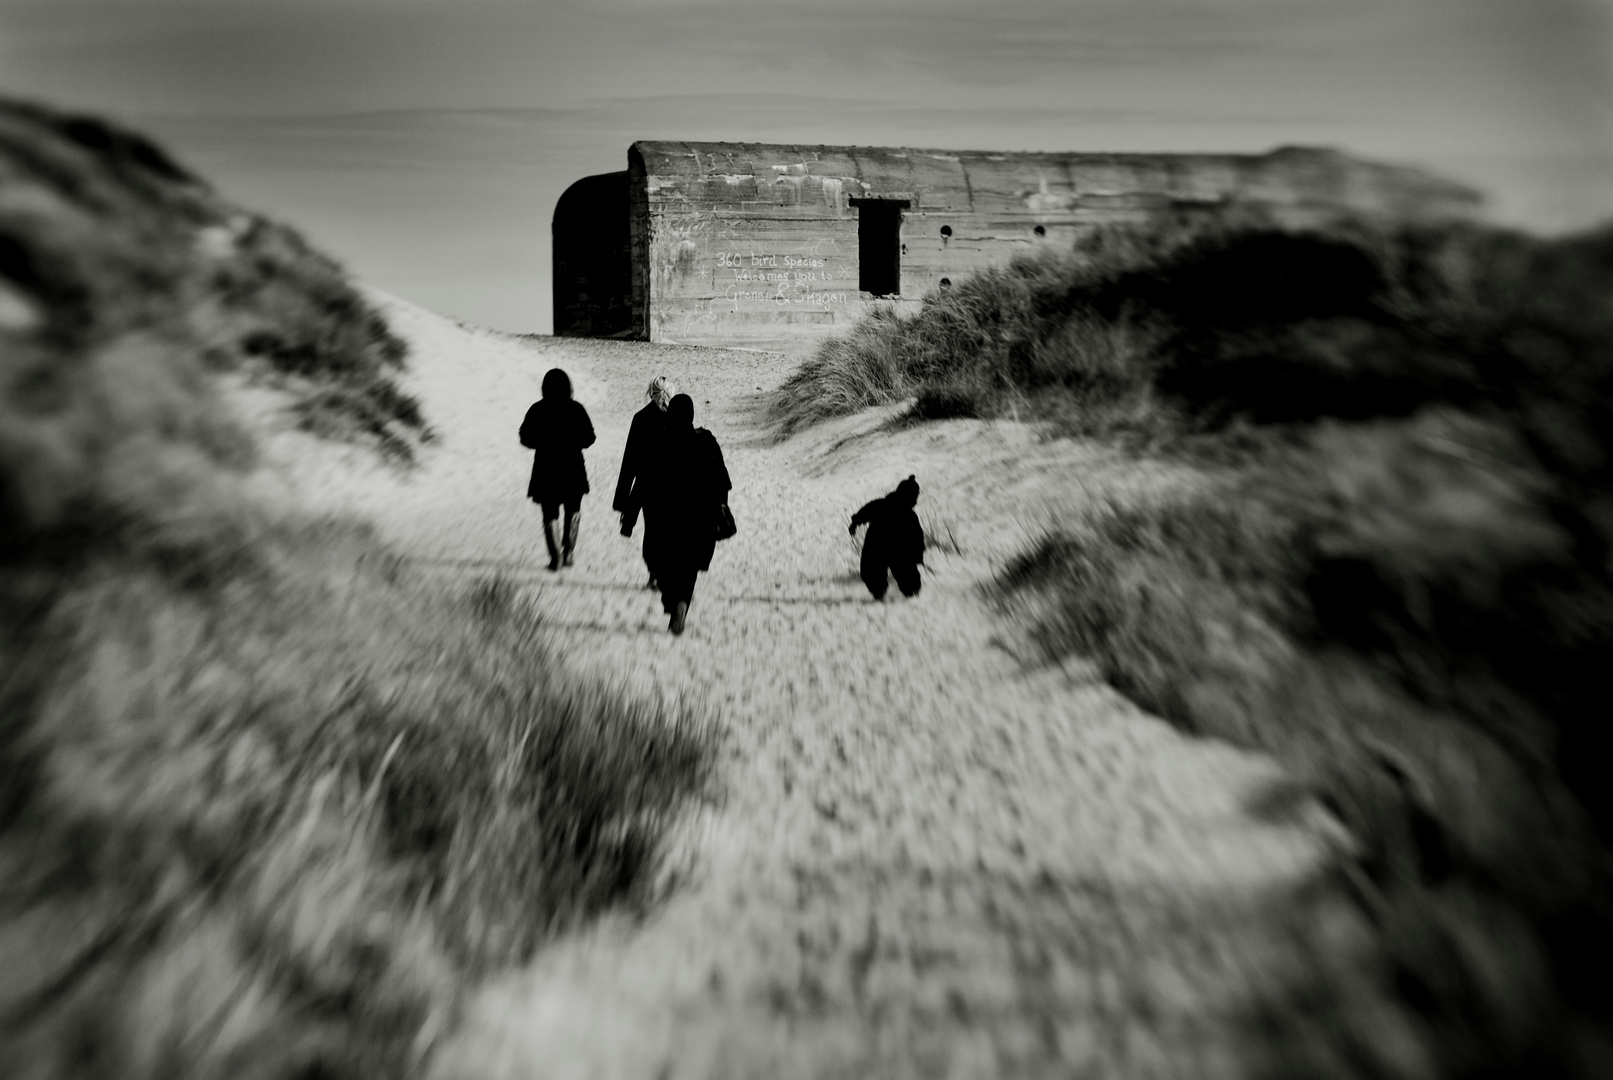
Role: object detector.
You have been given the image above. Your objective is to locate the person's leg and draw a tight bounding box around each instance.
[860,548,889,600]
[672,571,701,635]
[657,560,685,614]
[641,537,658,590]
[892,561,922,598]
[641,509,661,589]
[541,502,562,571]
[561,500,582,567]
[660,564,697,633]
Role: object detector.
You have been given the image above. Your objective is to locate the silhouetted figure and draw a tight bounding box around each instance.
[614,375,674,589]
[640,394,730,635]
[849,475,925,600]
[519,367,596,571]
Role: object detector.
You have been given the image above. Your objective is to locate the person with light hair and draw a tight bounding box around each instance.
[638,394,731,635]
[614,374,675,589]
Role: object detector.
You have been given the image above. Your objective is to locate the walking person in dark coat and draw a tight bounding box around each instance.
[639,394,730,635]
[849,475,925,600]
[614,375,675,589]
[518,367,596,571]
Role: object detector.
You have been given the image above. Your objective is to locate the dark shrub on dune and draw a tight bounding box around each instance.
[1,100,716,1078]
[0,96,424,462]
[779,207,1613,1077]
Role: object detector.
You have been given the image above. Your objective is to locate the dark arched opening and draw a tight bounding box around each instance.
[553,171,632,337]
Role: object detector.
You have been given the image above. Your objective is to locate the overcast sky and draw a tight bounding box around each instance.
[2,0,1609,331]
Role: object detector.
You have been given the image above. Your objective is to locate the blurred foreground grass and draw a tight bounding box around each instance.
[0,100,716,1077]
[778,208,1613,1077]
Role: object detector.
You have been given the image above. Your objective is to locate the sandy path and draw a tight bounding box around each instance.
[260,293,1359,1079]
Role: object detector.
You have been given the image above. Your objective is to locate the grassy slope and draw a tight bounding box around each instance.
[774,210,1613,1078]
[0,100,715,1078]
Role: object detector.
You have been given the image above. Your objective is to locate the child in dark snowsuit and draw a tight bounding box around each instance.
[849,475,925,600]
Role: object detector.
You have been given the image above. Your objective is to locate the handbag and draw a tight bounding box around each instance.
[714,502,737,542]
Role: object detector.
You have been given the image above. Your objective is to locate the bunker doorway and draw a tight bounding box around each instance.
[553,170,633,337]
[852,198,908,297]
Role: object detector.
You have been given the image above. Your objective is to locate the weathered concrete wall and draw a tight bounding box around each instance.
[555,141,1481,353]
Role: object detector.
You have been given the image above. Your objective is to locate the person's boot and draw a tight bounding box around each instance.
[543,520,562,572]
[561,511,580,567]
[669,601,688,635]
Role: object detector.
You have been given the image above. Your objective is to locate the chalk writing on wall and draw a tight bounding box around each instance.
[710,249,851,306]
[713,253,827,270]
[723,286,852,305]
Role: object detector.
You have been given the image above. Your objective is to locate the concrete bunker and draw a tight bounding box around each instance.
[554,140,1481,354]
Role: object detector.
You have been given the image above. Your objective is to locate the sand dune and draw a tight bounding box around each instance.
[254,291,1358,1078]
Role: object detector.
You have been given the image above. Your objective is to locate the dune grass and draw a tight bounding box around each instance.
[1,100,717,1078]
[777,209,1613,1076]
[992,429,1613,1077]
[0,96,429,464]
[766,211,1242,439]
[2,521,716,1078]
[770,211,1613,449]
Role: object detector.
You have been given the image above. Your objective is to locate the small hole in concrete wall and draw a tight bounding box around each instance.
[939,278,952,288]
[940,225,953,238]
[901,244,908,255]
[1033,225,1046,237]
